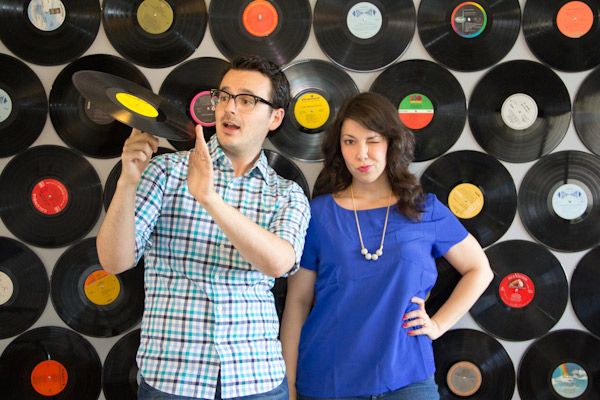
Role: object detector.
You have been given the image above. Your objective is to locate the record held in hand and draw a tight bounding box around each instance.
[0,0,100,66]
[103,329,141,400]
[523,0,600,72]
[271,59,359,162]
[571,246,600,337]
[0,237,48,339]
[370,60,466,161]
[434,329,515,400]
[103,0,207,68]
[314,0,415,72]
[50,55,151,158]
[469,60,571,163]
[518,150,600,252]
[73,70,195,141]
[0,145,102,248]
[264,149,311,198]
[417,0,521,71]
[518,330,600,400]
[0,54,46,157]
[426,258,461,317]
[209,0,311,65]
[0,326,102,400]
[420,150,517,247]
[470,240,568,341]
[574,65,600,156]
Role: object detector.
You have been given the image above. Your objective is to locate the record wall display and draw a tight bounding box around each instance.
[518,150,600,252]
[49,55,151,158]
[0,326,102,399]
[523,0,600,72]
[313,0,415,72]
[264,149,311,198]
[0,0,100,66]
[426,258,461,318]
[433,329,515,400]
[571,246,600,337]
[370,60,466,161]
[469,60,571,163]
[0,145,102,248]
[518,330,600,400]
[103,0,207,68]
[103,329,141,400]
[574,65,600,156]
[51,238,144,337]
[417,0,521,71]
[470,240,568,341]
[420,150,517,247]
[209,0,311,66]
[0,237,49,339]
[271,59,359,162]
[0,54,47,157]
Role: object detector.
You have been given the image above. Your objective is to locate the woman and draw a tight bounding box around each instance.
[281,92,493,400]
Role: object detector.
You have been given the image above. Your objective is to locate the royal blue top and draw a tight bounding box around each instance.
[296,193,468,397]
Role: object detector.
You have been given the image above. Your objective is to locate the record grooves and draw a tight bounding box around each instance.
[574,65,600,156]
[103,329,141,400]
[570,246,600,337]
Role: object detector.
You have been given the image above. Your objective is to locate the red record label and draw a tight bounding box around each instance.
[242,0,279,37]
[31,178,69,216]
[31,360,69,396]
[499,272,535,308]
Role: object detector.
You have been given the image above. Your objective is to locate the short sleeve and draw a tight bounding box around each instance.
[299,205,321,272]
[430,194,469,258]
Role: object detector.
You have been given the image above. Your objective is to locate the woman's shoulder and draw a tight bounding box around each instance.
[309,193,333,211]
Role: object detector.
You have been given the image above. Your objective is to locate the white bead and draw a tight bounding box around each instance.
[371,254,378,261]
[375,249,383,256]
[361,248,368,255]
[365,253,372,260]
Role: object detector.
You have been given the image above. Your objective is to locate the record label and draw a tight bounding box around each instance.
[115,92,159,118]
[0,271,13,305]
[551,362,588,398]
[294,92,331,130]
[451,2,487,38]
[556,1,593,39]
[501,93,539,131]
[448,183,484,219]
[190,91,216,126]
[447,361,482,396]
[27,0,66,32]
[136,0,174,35]
[346,2,383,40]
[0,89,12,123]
[31,359,68,396]
[399,93,434,130]
[242,0,279,37]
[31,178,69,216]
[552,183,588,220]
[84,270,121,306]
[499,272,535,308]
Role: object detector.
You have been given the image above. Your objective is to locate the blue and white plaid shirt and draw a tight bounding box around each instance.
[133,136,310,398]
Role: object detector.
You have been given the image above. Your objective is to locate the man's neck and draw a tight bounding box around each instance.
[224,148,262,177]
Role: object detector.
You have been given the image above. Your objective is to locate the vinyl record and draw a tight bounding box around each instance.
[159,57,231,151]
[270,59,359,162]
[0,145,102,248]
[0,54,47,157]
[523,0,600,72]
[272,278,287,325]
[0,0,100,66]
[370,60,466,161]
[72,70,195,142]
[50,54,151,158]
[103,329,141,400]
[518,150,600,252]
[0,326,102,399]
[417,0,521,71]
[0,237,48,339]
[470,240,568,341]
[264,149,311,198]
[209,0,311,65]
[574,65,600,156]
[571,246,600,337]
[433,329,515,400]
[313,0,415,72]
[469,60,571,163]
[518,330,600,400]
[103,0,207,68]
[426,258,461,318]
[420,150,517,247]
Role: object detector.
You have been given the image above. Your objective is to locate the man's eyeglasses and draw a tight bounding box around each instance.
[210,89,275,113]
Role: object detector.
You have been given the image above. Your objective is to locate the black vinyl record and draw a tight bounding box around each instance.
[0,326,102,399]
[571,246,600,337]
[0,54,47,157]
[103,0,207,68]
[469,60,571,163]
[271,59,359,162]
[518,150,600,252]
[574,65,600,156]
[420,150,517,247]
[313,0,415,72]
[0,0,100,66]
[417,0,521,71]
[159,57,231,151]
[103,329,141,400]
[264,149,311,198]
[209,0,311,65]
[272,277,287,325]
[0,145,102,248]
[426,258,461,318]
[470,240,568,341]
[50,54,151,158]
[523,0,600,72]
[518,330,600,400]
[370,60,466,161]
[0,237,48,339]
[433,329,515,400]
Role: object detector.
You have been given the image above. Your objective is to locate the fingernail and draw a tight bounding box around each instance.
[402,323,407,328]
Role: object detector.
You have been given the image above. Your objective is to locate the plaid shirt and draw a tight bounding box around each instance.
[133,136,310,398]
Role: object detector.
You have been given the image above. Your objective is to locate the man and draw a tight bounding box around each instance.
[97,56,310,399]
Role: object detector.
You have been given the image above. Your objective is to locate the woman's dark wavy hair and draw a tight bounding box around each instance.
[314,92,425,220]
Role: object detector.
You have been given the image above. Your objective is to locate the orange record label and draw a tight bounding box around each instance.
[31,178,69,216]
[447,361,482,397]
[448,183,484,219]
[556,1,594,39]
[242,0,279,37]
[499,272,535,308]
[31,360,68,396]
[84,270,121,306]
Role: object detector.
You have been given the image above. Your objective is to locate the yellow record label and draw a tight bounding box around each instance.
[116,92,159,118]
[294,93,330,130]
[84,270,121,306]
[137,0,174,35]
[448,183,484,219]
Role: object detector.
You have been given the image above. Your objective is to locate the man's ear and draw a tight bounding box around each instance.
[268,107,285,132]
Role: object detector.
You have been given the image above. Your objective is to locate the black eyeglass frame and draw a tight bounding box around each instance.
[210,89,276,110]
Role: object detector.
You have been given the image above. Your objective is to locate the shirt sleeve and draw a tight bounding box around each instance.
[431,194,469,258]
